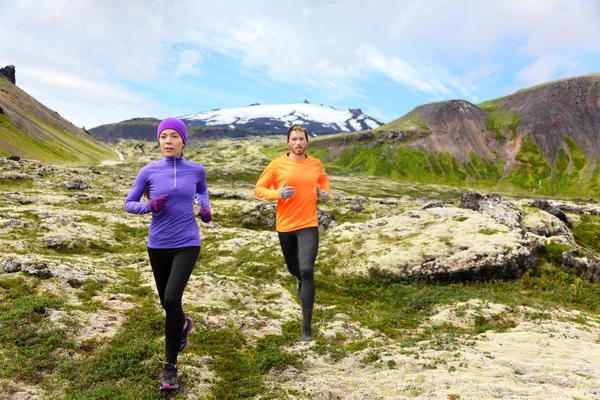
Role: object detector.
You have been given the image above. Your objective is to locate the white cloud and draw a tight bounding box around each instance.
[1,0,599,127]
[515,54,581,87]
[174,50,203,77]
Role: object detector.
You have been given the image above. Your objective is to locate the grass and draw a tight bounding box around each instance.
[0,276,67,384]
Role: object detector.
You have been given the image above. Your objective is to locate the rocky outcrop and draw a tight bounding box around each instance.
[0,65,16,84]
[553,201,600,215]
[460,192,522,229]
[531,199,570,225]
[562,250,600,282]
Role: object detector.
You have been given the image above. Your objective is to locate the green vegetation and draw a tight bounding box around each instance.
[0,277,67,383]
[479,102,520,143]
[570,215,600,254]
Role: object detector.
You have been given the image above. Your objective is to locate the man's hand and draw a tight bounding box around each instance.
[279,182,295,199]
[147,194,168,212]
[317,188,329,202]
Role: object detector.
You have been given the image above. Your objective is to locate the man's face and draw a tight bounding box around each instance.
[288,129,307,155]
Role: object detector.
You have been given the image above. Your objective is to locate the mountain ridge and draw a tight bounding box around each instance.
[89,102,384,142]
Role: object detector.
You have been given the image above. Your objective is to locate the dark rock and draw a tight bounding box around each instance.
[421,201,445,210]
[67,278,84,288]
[7,155,21,161]
[531,199,570,226]
[0,65,16,84]
[22,262,52,279]
[562,250,600,282]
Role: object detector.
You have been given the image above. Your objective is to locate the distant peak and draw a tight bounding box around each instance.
[247,103,260,107]
[303,99,310,104]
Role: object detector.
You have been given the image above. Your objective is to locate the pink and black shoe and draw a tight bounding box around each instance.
[159,363,179,391]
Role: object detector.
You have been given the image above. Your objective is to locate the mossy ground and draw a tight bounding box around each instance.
[1,138,600,398]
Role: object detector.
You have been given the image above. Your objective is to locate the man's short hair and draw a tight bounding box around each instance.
[287,124,308,141]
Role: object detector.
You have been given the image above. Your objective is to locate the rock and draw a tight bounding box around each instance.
[531,199,570,226]
[22,262,52,279]
[7,155,21,161]
[318,208,337,233]
[2,259,22,273]
[562,250,600,282]
[42,235,76,249]
[62,178,89,190]
[0,65,16,84]
[241,202,277,228]
[421,201,445,210]
[348,200,364,212]
[461,192,522,229]
[418,242,541,281]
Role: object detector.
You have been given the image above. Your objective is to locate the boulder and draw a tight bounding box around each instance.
[531,199,570,226]
[562,250,600,282]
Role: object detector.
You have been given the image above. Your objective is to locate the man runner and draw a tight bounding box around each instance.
[254,124,330,341]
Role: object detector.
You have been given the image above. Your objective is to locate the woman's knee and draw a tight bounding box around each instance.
[163,295,182,312]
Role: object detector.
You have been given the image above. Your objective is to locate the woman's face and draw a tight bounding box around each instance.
[159,129,184,157]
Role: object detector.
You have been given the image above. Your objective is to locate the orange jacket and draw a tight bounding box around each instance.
[255,153,330,232]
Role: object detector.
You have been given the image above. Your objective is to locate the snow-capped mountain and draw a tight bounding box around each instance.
[179,101,383,135]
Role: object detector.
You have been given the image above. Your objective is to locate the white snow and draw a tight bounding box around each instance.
[179,103,381,132]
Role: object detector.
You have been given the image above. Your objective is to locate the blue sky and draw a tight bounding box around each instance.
[2,0,599,128]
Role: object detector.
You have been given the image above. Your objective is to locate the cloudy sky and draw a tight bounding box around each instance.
[2,0,599,128]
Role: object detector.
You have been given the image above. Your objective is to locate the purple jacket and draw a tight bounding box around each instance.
[124,156,210,248]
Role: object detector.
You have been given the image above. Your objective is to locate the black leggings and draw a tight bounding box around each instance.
[278,227,319,326]
[148,246,200,364]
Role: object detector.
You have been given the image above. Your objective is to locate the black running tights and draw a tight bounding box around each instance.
[148,246,200,364]
[278,227,319,327]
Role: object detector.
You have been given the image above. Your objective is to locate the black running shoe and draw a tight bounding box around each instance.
[159,363,179,391]
[180,315,194,352]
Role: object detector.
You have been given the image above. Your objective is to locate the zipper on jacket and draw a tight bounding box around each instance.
[173,158,177,188]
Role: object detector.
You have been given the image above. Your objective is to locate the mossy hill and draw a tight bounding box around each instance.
[308,74,600,198]
[0,74,117,164]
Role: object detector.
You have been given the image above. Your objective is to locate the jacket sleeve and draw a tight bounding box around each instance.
[316,161,330,194]
[124,168,150,214]
[254,162,281,200]
[195,165,210,208]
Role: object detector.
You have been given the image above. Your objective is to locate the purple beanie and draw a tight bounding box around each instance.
[157,118,187,144]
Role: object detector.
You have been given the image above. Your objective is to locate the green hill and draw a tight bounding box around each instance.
[0,74,117,164]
